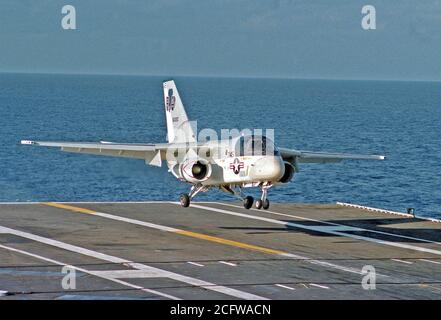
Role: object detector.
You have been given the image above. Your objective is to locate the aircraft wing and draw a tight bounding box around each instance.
[20,140,199,167]
[279,147,385,164]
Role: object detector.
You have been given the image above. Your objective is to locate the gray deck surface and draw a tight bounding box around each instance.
[1,201,440,300]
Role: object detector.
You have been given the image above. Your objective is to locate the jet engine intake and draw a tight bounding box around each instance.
[180,159,212,183]
[279,162,295,183]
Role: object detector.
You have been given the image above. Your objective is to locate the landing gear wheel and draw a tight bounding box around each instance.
[255,199,263,209]
[243,196,254,209]
[262,199,270,210]
[180,193,190,208]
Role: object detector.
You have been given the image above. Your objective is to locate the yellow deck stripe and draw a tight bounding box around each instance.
[175,230,285,255]
[40,202,287,256]
[419,284,441,292]
[42,202,96,214]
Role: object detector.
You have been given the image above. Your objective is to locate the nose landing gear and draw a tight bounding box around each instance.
[179,193,190,207]
[179,184,207,208]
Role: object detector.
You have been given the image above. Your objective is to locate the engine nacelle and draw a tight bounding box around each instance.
[180,159,212,183]
[278,162,295,183]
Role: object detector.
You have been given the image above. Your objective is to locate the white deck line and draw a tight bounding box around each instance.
[89,211,180,233]
[89,269,168,279]
[419,259,441,265]
[219,261,237,267]
[0,243,179,300]
[0,225,266,300]
[190,204,441,257]
[275,284,295,290]
[391,259,413,265]
[0,290,9,296]
[215,202,441,245]
[38,202,367,276]
[187,261,205,267]
[309,283,330,289]
[0,202,42,205]
[2,201,439,223]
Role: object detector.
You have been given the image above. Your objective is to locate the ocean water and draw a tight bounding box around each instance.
[1,73,440,218]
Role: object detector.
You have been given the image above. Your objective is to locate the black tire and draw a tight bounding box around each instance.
[180,193,190,208]
[255,199,263,209]
[243,196,254,209]
[263,199,270,210]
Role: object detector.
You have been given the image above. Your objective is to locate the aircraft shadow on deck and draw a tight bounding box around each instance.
[220,217,441,243]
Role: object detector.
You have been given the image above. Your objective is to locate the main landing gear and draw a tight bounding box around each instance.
[237,184,271,210]
[255,198,269,210]
[243,196,254,209]
[255,184,271,210]
[179,184,207,208]
[179,183,271,210]
[224,185,255,210]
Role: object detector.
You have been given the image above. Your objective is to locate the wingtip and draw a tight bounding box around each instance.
[20,140,36,145]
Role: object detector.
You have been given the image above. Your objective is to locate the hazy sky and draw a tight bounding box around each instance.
[1,0,441,80]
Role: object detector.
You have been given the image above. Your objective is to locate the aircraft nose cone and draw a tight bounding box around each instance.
[250,156,285,181]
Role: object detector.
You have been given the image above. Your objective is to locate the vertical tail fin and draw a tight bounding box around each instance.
[163,80,196,143]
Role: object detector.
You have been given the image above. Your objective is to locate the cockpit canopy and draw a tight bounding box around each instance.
[235,135,278,157]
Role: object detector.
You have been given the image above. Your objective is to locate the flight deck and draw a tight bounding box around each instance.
[0,201,440,300]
